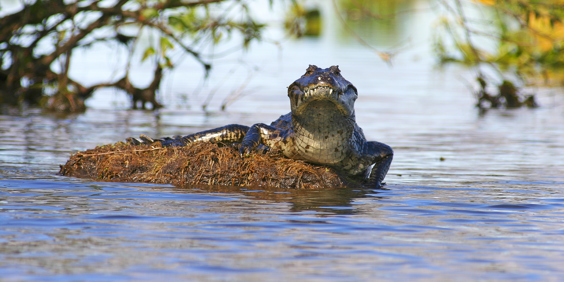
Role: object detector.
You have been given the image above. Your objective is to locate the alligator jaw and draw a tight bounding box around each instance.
[294,85,350,116]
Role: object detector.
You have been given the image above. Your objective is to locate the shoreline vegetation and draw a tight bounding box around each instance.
[2,0,562,113]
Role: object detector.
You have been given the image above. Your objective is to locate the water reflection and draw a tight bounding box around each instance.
[179,185,385,214]
[2,177,563,280]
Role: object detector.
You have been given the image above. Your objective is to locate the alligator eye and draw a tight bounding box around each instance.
[330,65,341,75]
[305,64,318,75]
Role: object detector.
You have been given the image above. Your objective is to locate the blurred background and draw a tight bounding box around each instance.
[2,0,561,113]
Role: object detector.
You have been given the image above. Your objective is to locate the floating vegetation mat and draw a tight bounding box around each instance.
[59,142,359,189]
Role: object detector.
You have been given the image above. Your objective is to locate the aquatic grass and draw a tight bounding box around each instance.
[58,142,362,189]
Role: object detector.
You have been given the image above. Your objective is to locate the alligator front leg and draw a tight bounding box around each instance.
[239,123,294,157]
[127,124,250,147]
[365,141,394,188]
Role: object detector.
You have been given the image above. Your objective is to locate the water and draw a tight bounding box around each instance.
[2,4,564,280]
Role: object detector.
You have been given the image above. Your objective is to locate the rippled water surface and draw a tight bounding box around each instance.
[2,22,564,281]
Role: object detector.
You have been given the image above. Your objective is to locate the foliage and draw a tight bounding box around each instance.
[284,0,394,63]
[0,0,269,112]
[434,0,564,87]
[284,1,322,37]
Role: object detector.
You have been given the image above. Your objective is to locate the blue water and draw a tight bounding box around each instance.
[2,177,564,280]
[2,2,564,280]
[3,69,564,280]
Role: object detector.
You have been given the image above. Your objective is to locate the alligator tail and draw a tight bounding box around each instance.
[127,124,251,147]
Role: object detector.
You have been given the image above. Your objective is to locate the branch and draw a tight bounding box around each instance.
[77,146,164,157]
[0,0,66,42]
[120,10,212,72]
[39,0,129,66]
[156,0,227,9]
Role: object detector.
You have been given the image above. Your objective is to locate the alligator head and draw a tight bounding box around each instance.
[287,65,358,119]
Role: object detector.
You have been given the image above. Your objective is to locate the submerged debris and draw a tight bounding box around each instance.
[59,142,362,189]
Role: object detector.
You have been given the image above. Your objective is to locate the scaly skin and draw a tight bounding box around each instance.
[128,65,393,188]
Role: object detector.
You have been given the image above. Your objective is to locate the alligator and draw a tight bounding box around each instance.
[128,65,393,188]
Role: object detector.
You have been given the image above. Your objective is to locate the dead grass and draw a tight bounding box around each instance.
[58,142,363,189]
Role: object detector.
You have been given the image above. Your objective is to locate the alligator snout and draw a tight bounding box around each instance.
[311,74,338,88]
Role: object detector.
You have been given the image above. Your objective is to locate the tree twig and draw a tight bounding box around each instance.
[77,147,165,157]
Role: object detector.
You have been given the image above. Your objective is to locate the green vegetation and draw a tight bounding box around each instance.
[434,0,564,108]
[0,0,270,112]
[2,0,563,113]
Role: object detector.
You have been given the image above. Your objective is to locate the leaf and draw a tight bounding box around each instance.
[141,47,155,62]
[58,30,67,43]
[141,8,158,20]
[163,56,174,68]
[160,37,174,54]
[473,0,494,5]
[168,16,184,31]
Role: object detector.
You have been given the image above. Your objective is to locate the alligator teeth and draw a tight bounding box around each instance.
[301,87,339,99]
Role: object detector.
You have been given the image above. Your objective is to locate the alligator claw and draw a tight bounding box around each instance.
[239,145,252,157]
[256,144,269,154]
[238,144,269,157]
